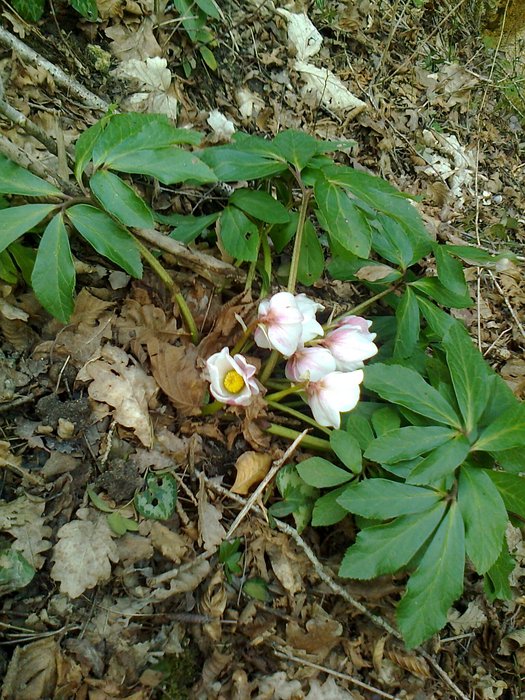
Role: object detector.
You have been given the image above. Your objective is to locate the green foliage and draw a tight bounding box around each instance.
[134,473,178,520]
[0,545,35,595]
[11,0,97,21]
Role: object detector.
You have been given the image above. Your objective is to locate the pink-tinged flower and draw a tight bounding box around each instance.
[306,370,364,428]
[321,317,378,372]
[285,346,336,382]
[254,291,304,357]
[295,294,324,343]
[206,347,260,406]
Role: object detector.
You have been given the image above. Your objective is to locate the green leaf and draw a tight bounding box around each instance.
[172,0,207,39]
[330,430,362,473]
[345,414,374,451]
[74,115,112,182]
[272,463,318,532]
[406,436,470,485]
[372,214,418,269]
[0,250,18,284]
[70,0,97,19]
[312,486,349,526]
[107,512,139,536]
[458,465,507,574]
[416,294,456,336]
[297,220,324,286]
[434,245,469,297]
[269,212,298,253]
[371,406,400,437]
[296,457,353,488]
[199,45,218,70]
[364,364,462,428]
[134,473,178,520]
[0,155,62,196]
[31,213,75,323]
[230,188,289,224]
[92,113,201,167]
[0,545,35,596]
[168,212,219,243]
[9,243,36,285]
[338,479,442,519]
[10,0,44,21]
[194,0,221,19]
[87,487,115,513]
[107,148,216,185]
[410,277,472,309]
[365,426,458,464]
[314,177,371,257]
[473,403,525,453]
[0,204,57,254]
[394,287,420,360]
[442,323,492,433]
[219,206,259,262]
[272,130,319,170]
[484,543,515,602]
[243,577,269,602]
[397,503,465,648]
[487,471,525,519]
[67,204,142,277]
[199,147,287,180]
[444,244,507,267]
[339,503,446,580]
[90,170,154,229]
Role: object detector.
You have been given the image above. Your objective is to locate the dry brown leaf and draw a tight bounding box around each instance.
[77,345,157,447]
[150,521,189,563]
[198,478,226,552]
[116,533,154,566]
[115,299,179,354]
[0,495,51,569]
[286,614,342,660]
[356,264,398,282]
[201,569,228,641]
[70,288,115,327]
[152,558,211,600]
[386,648,431,679]
[448,600,487,634]
[105,18,162,61]
[147,338,206,416]
[231,451,273,495]
[197,290,254,360]
[1,638,59,700]
[266,536,303,597]
[51,508,119,598]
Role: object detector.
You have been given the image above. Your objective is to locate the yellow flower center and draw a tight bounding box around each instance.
[223,370,245,394]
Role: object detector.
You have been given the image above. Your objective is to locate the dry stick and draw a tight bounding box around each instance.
[0,26,109,112]
[272,647,397,700]
[201,473,471,700]
[487,270,525,341]
[224,429,308,540]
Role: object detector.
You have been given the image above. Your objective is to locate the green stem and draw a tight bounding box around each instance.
[134,238,199,344]
[287,188,312,294]
[260,228,272,298]
[200,400,224,416]
[266,400,331,436]
[260,349,281,385]
[266,384,305,402]
[266,423,331,452]
[336,284,398,321]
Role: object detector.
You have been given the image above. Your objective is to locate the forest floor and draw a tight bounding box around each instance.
[0,0,525,698]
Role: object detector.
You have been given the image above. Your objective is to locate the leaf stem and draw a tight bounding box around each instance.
[200,400,224,416]
[266,423,331,452]
[259,348,280,385]
[287,187,312,294]
[266,384,305,403]
[134,238,199,344]
[336,284,398,320]
[266,400,331,435]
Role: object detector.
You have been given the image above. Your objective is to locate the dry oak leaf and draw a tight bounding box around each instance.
[147,338,206,416]
[77,345,157,447]
[231,451,272,495]
[51,508,119,598]
[1,637,59,700]
[150,521,190,563]
[0,494,51,569]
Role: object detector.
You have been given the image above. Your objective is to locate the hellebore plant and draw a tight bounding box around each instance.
[203,291,378,430]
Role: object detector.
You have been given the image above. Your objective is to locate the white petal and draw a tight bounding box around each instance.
[307,391,342,428]
[267,323,302,357]
[285,346,336,382]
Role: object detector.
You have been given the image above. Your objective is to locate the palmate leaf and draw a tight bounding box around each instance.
[394,287,420,360]
[487,471,525,519]
[473,403,525,453]
[0,204,58,253]
[364,364,462,428]
[371,406,400,436]
[272,130,320,171]
[229,189,290,224]
[406,436,470,486]
[75,117,111,182]
[442,324,492,434]
[339,502,446,580]
[397,502,465,648]
[434,244,469,298]
[458,466,507,574]
[372,214,419,269]
[410,277,472,309]
[337,479,442,519]
[167,212,220,244]
[31,213,75,323]
[330,430,362,473]
[312,486,349,527]
[66,205,142,277]
[219,206,259,261]
[0,156,62,196]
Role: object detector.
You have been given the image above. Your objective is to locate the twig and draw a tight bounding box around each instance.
[272,646,398,700]
[224,429,307,539]
[487,270,525,341]
[0,26,109,112]
[200,471,471,700]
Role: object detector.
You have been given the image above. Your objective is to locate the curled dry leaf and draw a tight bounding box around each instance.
[0,495,52,569]
[231,451,273,495]
[356,264,398,282]
[150,521,189,563]
[286,613,343,661]
[198,482,226,553]
[1,637,59,700]
[51,508,119,598]
[147,339,207,416]
[77,345,157,447]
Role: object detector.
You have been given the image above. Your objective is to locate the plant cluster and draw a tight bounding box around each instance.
[1,111,524,649]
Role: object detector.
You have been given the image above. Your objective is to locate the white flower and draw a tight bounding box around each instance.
[285,346,336,382]
[321,316,378,372]
[306,370,364,428]
[206,347,259,406]
[254,291,304,357]
[295,294,324,343]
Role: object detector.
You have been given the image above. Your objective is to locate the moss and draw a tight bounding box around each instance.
[151,644,202,699]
